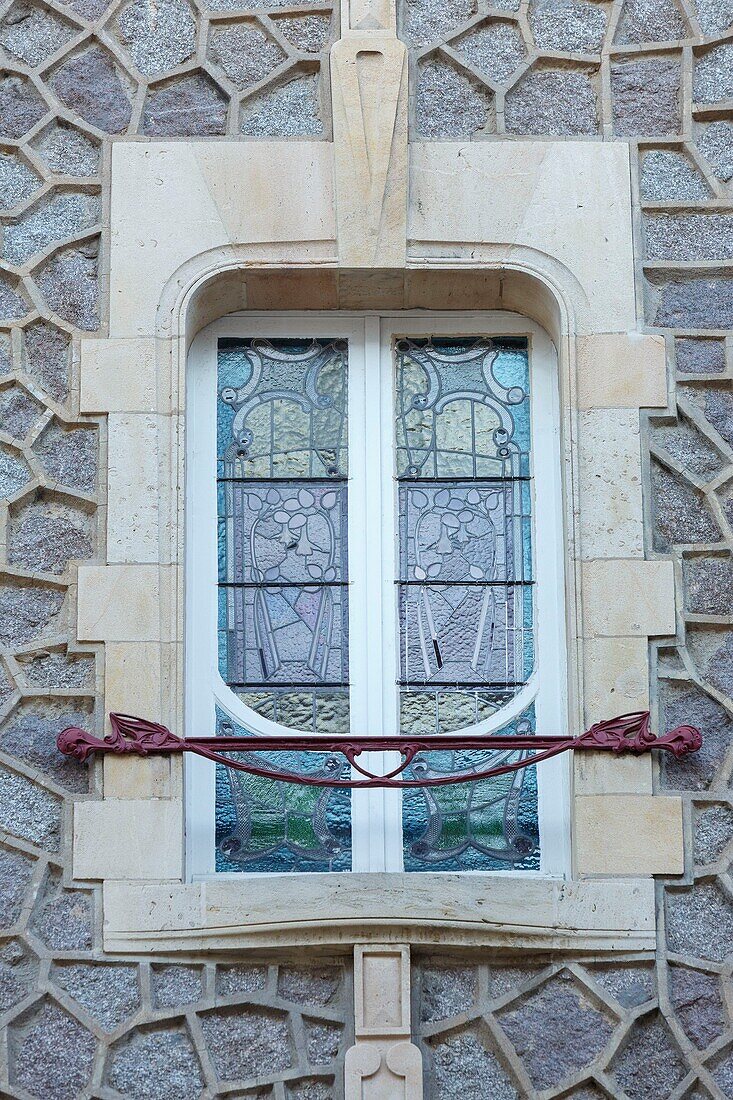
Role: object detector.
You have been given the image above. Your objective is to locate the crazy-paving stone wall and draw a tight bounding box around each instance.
[0,0,732,1097]
[402,0,733,1097]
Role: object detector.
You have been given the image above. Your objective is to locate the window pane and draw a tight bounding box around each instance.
[215,338,351,873]
[395,335,538,870]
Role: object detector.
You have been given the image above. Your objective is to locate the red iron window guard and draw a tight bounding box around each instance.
[57,710,702,788]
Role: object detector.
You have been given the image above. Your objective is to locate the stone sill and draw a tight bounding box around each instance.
[103,874,656,954]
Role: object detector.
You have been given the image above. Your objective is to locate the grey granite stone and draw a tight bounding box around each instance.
[0,75,47,140]
[107,1025,204,1099]
[0,845,34,928]
[0,765,62,849]
[697,119,733,181]
[272,13,332,52]
[669,965,727,1049]
[710,1045,733,1095]
[683,554,733,615]
[116,0,196,77]
[694,41,733,103]
[528,0,608,52]
[666,880,733,962]
[0,152,41,210]
[0,578,65,647]
[285,1082,333,1100]
[151,964,203,1009]
[0,383,43,439]
[653,416,726,481]
[612,55,681,136]
[400,0,476,47]
[588,962,655,1009]
[608,1013,687,1099]
[454,20,526,86]
[498,971,615,1091]
[52,962,141,1032]
[683,384,733,449]
[142,71,228,136]
[614,0,687,44]
[676,337,726,375]
[645,213,733,262]
[209,22,286,90]
[277,965,341,1006]
[304,1018,342,1065]
[416,56,493,138]
[693,0,733,34]
[3,189,101,266]
[22,320,71,402]
[9,998,97,1099]
[640,150,711,201]
[64,0,115,17]
[688,627,733,698]
[200,1005,293,1080]
[0,273,30,319]
[33,120,100,177]
[649,272,733,328]
[33,420,97,493]
[428,1026,519,1100]
[692,801,733,864]
[241,72,323,137]
[0,696,93,792]
[15,647,94,690]
[50,46,133,134]
[0,1,76,68]
[505,65,598,136]
[30,867,93,950]
[660,680,733,790]
[0,939,38,1011]
[35,239,100,331]
[216,963,267,996]
[419,964,477,1022]
[652,460,722,549]
[0,661,14,708]
[484,964,544,999]
[8,492,94,575]
[0,443,31,498]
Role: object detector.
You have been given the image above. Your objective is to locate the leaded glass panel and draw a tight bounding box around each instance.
[215,337,351,873]
[395,335,538,870]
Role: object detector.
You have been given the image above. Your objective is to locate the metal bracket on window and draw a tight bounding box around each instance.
[57,711,702,788]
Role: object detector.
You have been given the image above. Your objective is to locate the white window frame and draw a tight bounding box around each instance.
[185,311,569,879]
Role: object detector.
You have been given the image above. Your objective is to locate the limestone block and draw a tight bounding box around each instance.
[74,799,183,880]
[331,34,408,267]
[582,559,676,637]
[109,142,336,337]
[574,751,652,796]
[77,565,162,642]
[575,794,684,875]
[578,409,644,558]
[104,642,162,720]
[577,333,668,409]
[409,142,636,335]
[107,414,162,563]
[80,338,157,413]
[583,636,650,718]
[354,945,410,1036]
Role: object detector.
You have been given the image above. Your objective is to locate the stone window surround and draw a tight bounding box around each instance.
[68,136,684,958]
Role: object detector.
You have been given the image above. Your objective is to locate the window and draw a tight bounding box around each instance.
[186,314,567,878]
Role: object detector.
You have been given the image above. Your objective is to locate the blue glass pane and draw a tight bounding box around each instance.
[402,708,540,871]
[214,709,352,873]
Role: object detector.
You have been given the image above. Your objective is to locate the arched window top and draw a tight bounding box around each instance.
[186,313,567,878]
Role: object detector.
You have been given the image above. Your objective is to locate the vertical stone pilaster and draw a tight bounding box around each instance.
[345,944,423,1098]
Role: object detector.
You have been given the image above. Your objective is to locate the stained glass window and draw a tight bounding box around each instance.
[395,336,540,870]
[215,338,351,871]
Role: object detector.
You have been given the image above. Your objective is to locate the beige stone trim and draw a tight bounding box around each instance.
[331,34,408,267]
[101,877,656,953]
[575,795,684,876]
[77,564,169,642]
[578,409,644,560]
[346,945,422,1099]
[107,414,164,564]
[74,799,183,880]
[582,559,676,637]
[576,333,668,409]
[80,337,158,414]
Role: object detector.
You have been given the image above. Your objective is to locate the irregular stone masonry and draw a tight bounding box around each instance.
[0,0,732,1095]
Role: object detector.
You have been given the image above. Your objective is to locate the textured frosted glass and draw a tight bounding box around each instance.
[214,710,352,873]
[402,708,539,871]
